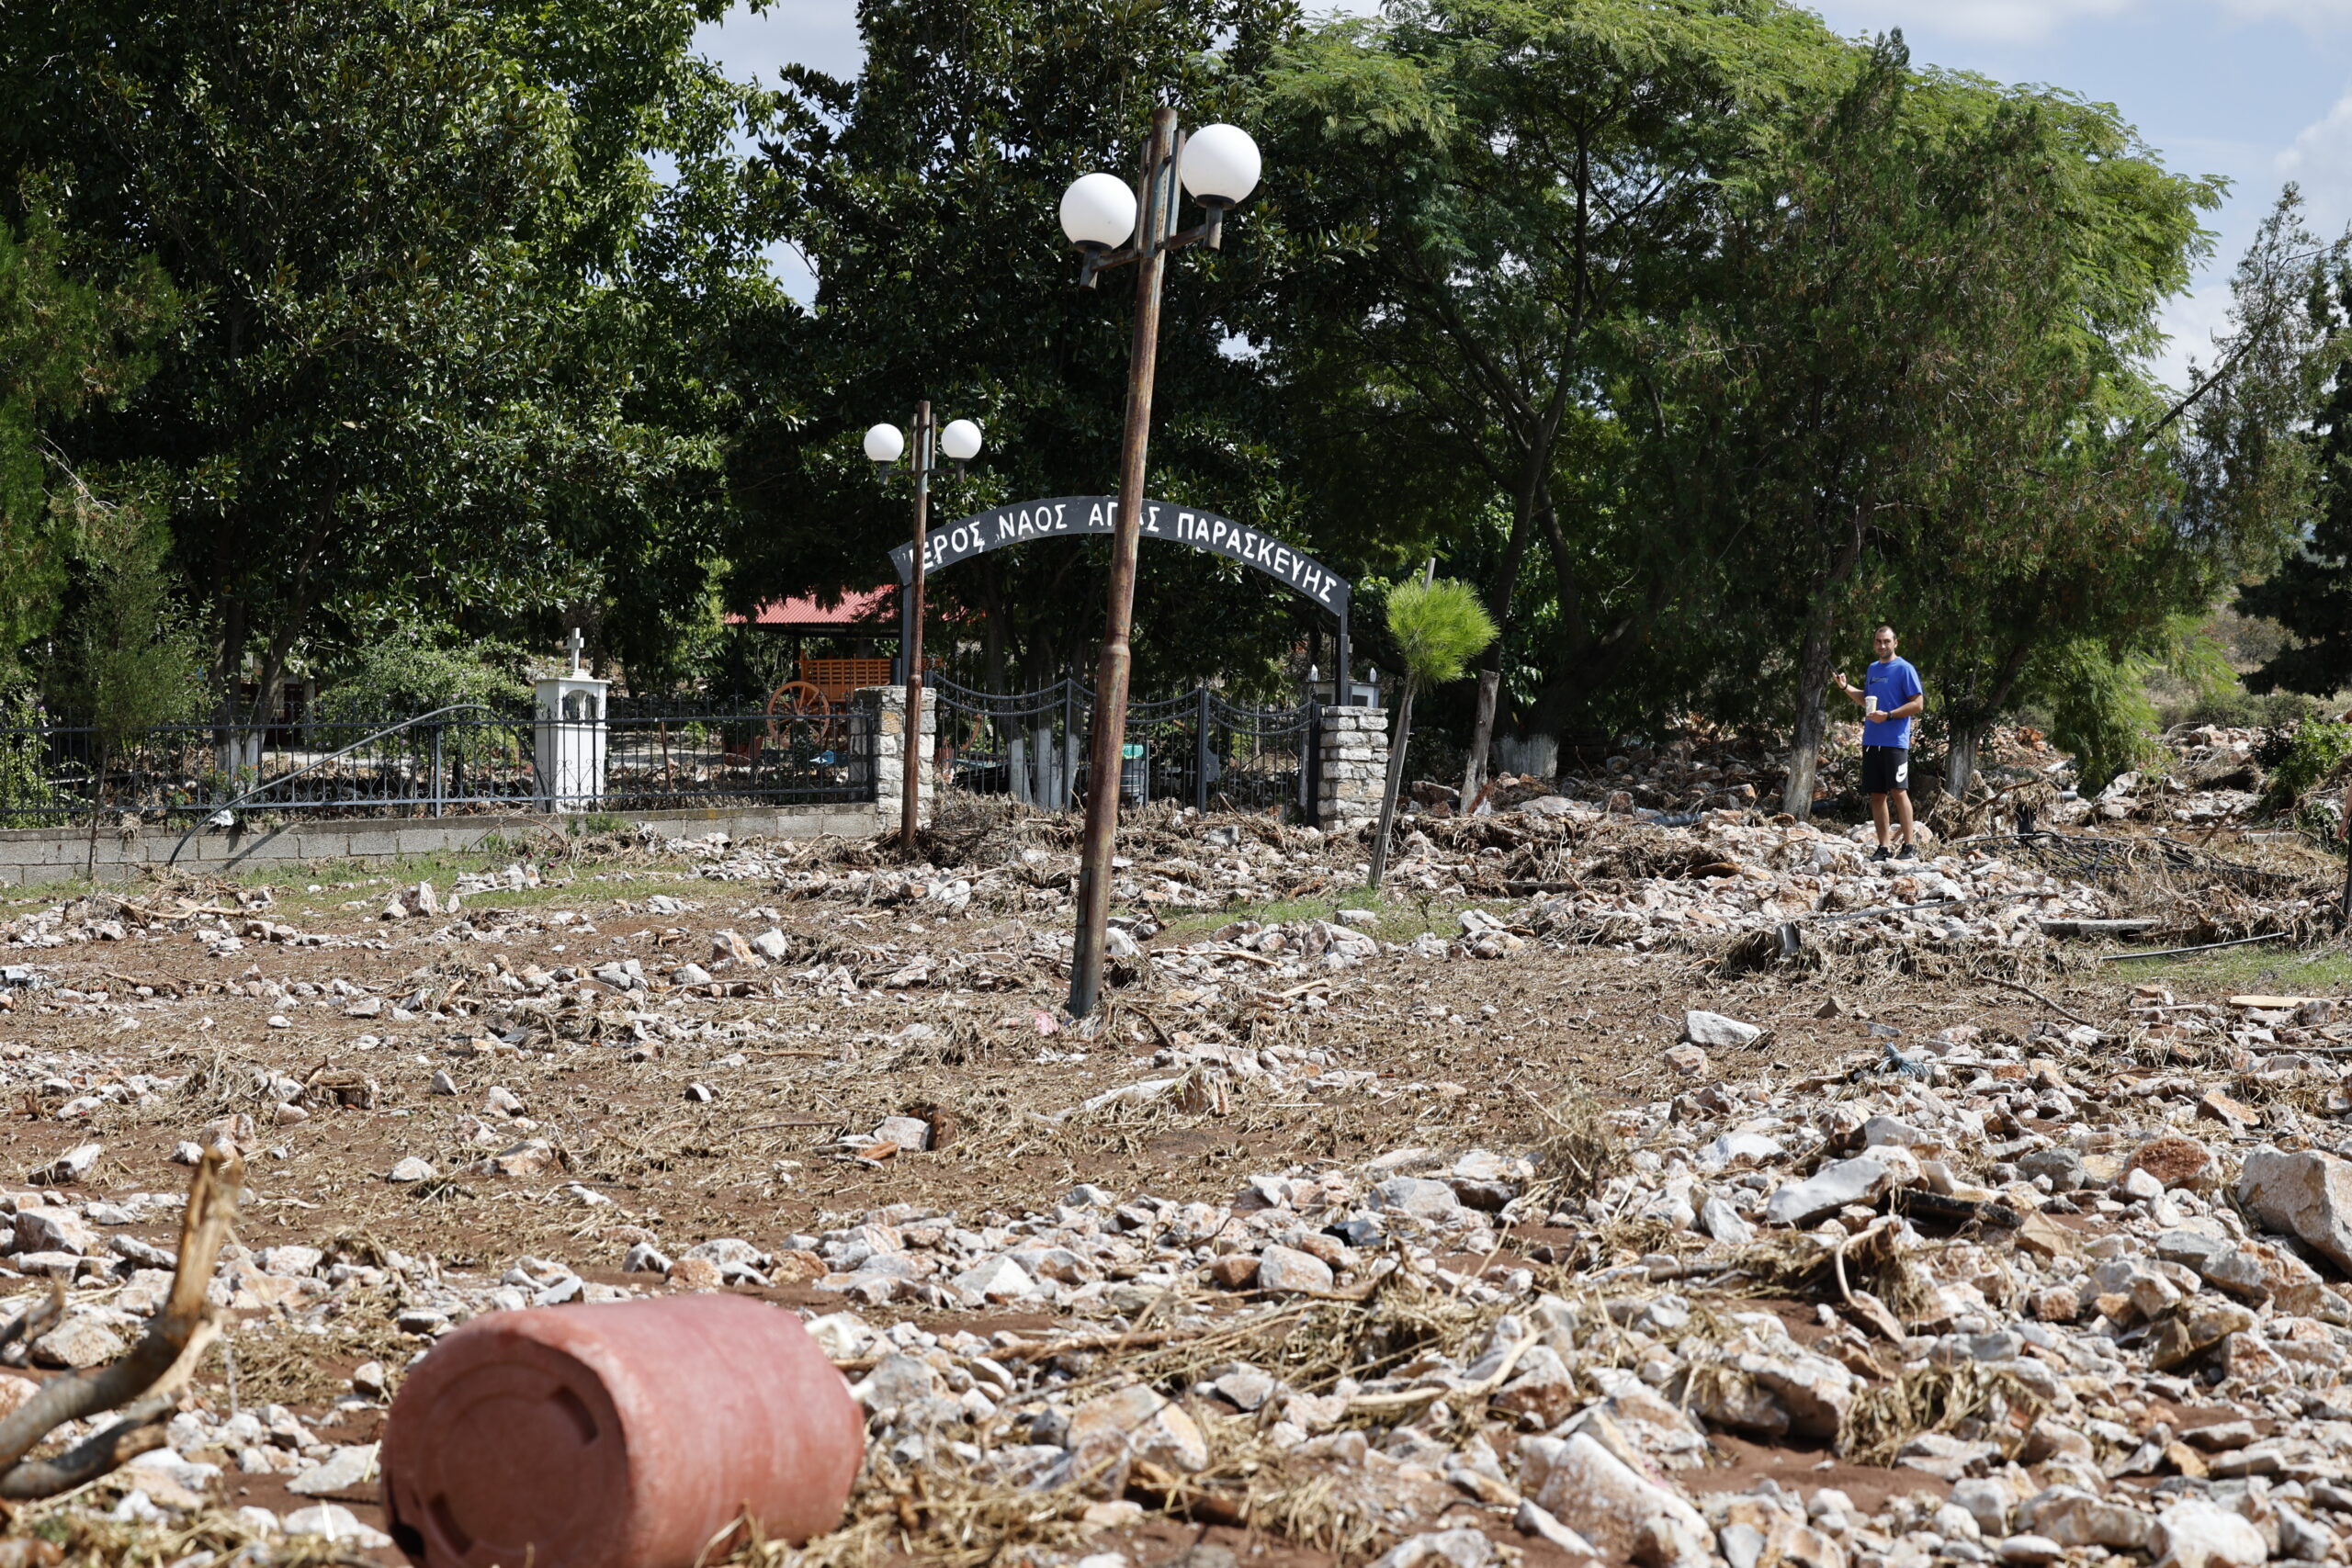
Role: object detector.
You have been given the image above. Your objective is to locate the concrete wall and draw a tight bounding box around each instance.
[0,804,888,888]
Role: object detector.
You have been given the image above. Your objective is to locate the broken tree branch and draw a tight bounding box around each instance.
[0,1282,63,1358]
[0,1149,242,1495]
[1975,974,2096,1030]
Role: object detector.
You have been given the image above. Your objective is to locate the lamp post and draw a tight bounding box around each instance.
[1058,107,1261,1018]
[865,406,984,852]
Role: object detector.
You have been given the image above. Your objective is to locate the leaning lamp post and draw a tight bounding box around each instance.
[865,406,984,852]
[1058,109,1261,1018]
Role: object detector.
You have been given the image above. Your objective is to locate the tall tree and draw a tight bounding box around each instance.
[1637,37,2221,813]
[1249,0,1850,779]
[1921,193,2339,794]
[743,0,1308,701]
[0,213,178,671]
[2233,233,2352,698]
[0,0,763,724]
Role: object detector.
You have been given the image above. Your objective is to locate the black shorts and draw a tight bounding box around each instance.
[1861,747,1910,795]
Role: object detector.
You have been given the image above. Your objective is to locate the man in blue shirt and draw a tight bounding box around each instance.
[1832,624,1925,862]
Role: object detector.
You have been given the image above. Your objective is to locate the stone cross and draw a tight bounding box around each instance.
[567,626,583,676]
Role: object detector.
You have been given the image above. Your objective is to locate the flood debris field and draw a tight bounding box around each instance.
[2,763,2352,1568]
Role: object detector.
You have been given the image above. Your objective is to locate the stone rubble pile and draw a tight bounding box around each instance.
[657,998,2352,1568]
[0,713,2328,1561]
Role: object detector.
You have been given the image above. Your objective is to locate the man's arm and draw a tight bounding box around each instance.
[1830,672,1866,708]
[1889,666,1924,720]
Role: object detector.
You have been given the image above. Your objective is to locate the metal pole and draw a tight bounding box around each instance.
[431,725,443,819]
[1069,106,1177,1018]
[900,402,934,852]
[1062,677,1077,809]
[1306,696,1323,829]
[1335,607,1351,708]
[1194,685,1210,814]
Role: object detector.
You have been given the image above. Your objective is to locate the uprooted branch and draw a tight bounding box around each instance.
[0,1149,242,1498]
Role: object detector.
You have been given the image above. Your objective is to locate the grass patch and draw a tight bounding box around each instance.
[2121,940,2352,998]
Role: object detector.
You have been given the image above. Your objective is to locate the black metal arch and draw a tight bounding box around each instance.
[888,495,1354,701]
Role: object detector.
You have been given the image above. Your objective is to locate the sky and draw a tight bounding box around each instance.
[693,0,2352,389]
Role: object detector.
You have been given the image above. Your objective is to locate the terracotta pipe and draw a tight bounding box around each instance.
[381,1295,863,1568]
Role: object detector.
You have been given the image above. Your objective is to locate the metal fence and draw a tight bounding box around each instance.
[0,699,876,827]
[933,675,1321,820]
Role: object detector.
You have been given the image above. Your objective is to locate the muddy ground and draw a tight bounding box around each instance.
[0,795,2339,1568]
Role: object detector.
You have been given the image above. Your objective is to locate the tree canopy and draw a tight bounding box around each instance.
[0,0,2334,800]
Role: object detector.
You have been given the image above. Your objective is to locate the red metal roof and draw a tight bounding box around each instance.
[729,588,897,629]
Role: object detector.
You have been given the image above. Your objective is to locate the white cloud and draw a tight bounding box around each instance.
[2218,0,2352,24]
[2279,85,2352,231]
[694,2,863,86]
[1813,0,2352,43]
[1812,0,2138,44]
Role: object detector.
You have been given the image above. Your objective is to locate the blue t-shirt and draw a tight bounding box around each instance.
[1863,657,1923,750]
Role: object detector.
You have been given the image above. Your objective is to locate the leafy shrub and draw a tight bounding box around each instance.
[316,631,531,723]
[0,691,57,828]
[2153,682,2322,733]
[2026,638,2159,795]
[2256,720,2352,814]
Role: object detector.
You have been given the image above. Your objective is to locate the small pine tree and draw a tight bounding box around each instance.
[1370,575,1498,889]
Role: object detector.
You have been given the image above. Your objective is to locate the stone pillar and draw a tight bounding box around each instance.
[1317,705,1388,825]
[854,685,937,832]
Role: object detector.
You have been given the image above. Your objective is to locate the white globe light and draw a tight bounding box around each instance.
[1181,123,1261,206]
[863,423,905,463]
[940,419,983,462]
[1059,172,1137,249]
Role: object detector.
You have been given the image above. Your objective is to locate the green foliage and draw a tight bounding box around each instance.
[53,517,204,744]
[0,212,178,674]
[2021,638,2160,795]
[2238,256,2352,695]
[315,631,531,722]
[0,0,769,712]
[2257,720,2352,814]
[0,690,58,829]
[1250,0,1853,724]
[1385,577,1498,686]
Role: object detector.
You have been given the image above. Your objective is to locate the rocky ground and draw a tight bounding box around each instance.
[0,736,2347,1568]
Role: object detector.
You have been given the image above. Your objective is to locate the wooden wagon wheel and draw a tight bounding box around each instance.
[765,681,839,748]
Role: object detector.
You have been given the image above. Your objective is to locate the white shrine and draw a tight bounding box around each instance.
[534,629,608,811]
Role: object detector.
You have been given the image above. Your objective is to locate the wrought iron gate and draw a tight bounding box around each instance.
[932,676,1321,821]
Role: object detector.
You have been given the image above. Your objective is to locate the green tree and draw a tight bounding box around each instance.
[1368,571,1496,888]
[1636,36,2224,812]
[1920,194,2342,795]
[744,0,1315,701]
[0,0,769,724]
[0,212,178,671]
[1250,0,1849,781]
[51,506,204,873]
[2236,249,2352,697]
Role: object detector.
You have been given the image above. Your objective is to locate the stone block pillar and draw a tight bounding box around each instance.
[854,684,937,831]
[1317,705,1388,825]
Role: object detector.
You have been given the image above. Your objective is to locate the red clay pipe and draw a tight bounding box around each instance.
[381,1295,864,1568]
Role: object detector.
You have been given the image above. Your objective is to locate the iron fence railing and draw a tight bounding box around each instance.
[0,700,876,827]
[931,675,1320,822]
